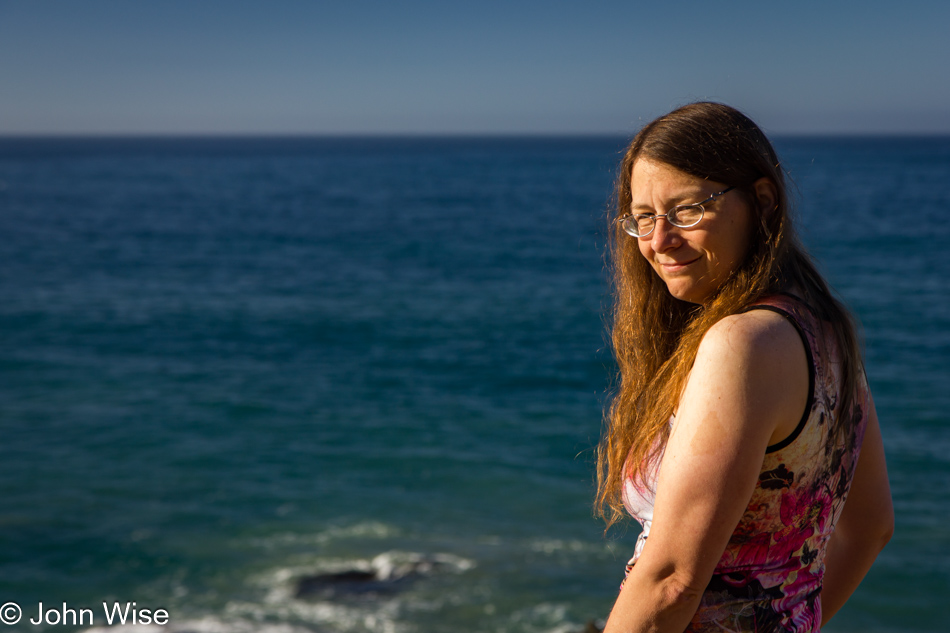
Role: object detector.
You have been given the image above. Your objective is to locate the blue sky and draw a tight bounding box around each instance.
[1,0,949,135]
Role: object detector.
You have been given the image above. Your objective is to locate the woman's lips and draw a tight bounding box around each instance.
[658,256,699,273]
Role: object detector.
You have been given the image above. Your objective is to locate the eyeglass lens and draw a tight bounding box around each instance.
[627,204,704,236]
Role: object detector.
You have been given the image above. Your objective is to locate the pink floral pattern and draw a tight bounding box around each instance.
[622,295,870,632]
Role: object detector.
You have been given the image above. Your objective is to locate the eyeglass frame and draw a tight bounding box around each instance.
[617,186,736,237]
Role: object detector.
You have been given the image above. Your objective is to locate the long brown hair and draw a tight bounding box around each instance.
[595,102,862,528]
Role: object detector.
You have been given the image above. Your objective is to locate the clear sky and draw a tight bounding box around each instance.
[2,0,949,135]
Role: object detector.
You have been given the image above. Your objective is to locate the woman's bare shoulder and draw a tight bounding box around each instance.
[697,309,804,367]
[685,309,809,441]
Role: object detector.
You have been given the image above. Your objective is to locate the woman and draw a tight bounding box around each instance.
[596,103,893,632]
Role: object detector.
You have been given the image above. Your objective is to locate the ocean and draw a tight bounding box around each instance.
[0,136,947,633]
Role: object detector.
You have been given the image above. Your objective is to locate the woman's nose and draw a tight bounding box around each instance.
[650,217,682,252]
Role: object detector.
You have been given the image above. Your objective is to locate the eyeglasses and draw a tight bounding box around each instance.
[617,186,735,237]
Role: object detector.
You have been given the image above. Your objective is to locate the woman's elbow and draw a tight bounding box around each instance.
[658,573,705,610]
[834,499,894,557]
[862,501,895,554]
[603,570,703,633]
[878,507,895,549]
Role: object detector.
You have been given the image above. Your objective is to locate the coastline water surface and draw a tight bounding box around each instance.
[0,136,947,632]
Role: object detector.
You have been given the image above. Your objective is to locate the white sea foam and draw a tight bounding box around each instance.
[226,597,406,633]
[228,549,478,633]
[84,548,477,633]
[255,550,474,591]
[82,615,314,633]
[368,550,476,579]
[508,602,583,633]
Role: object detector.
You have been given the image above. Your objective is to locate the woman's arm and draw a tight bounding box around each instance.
[820,395,894,626]
[604,310,810,633]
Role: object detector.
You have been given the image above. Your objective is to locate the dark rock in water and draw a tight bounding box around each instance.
[295,569,408,599]
[295,555,448,600]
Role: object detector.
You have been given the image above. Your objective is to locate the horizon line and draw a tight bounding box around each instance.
[4,130,950,140]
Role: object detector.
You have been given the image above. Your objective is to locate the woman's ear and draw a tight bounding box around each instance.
[752,177,778,216]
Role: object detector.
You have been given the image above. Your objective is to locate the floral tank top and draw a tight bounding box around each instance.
[622,294,870,633]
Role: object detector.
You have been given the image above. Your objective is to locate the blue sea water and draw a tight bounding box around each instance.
[0,136,947,633]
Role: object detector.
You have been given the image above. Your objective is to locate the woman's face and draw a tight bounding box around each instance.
[629,158,755,305]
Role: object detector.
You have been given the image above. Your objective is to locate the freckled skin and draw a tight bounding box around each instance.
[630,159,755,305]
